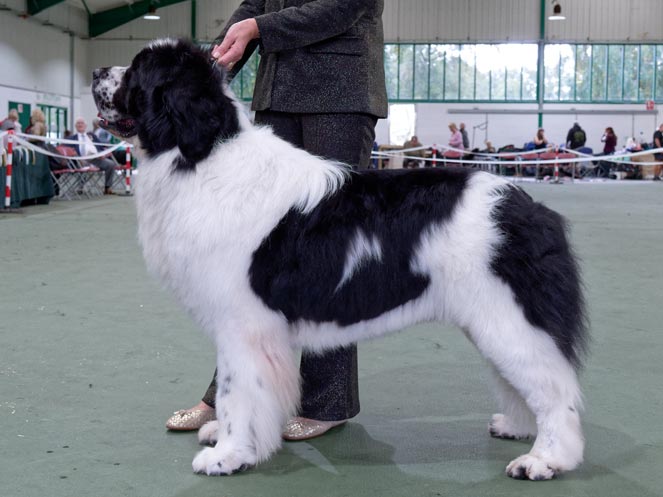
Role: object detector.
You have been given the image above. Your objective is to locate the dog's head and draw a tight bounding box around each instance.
[92,38,239,170]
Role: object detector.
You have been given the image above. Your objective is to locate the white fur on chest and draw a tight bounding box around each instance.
[134,127,347,329]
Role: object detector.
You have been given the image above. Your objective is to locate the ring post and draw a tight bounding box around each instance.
[121,145,133,196]
[2,130,21,213]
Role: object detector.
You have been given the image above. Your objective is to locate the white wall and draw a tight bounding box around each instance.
[382,0,663,43]
[383,0,539,42]
[0,10,88,130]
[546,0,663,41]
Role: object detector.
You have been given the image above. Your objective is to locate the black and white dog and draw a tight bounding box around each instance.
[93,39,588,480]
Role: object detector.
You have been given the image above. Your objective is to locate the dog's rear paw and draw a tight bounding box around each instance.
[192,446,256,476]
[198,420,219,446]
[489,413,534,440]
[506,454,556,480]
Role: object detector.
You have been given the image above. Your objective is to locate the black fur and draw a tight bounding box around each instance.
[113,40,239,170]
[249,168,472,326]
[490,185,588,368]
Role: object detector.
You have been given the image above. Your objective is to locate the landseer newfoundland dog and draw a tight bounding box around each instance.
[93,39,588,480]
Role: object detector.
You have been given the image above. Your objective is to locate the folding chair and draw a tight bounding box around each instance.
[50,146,103,199]
[557,152,577,179]
[537,151,559,180]
[106,149,129,193]
[497,153,518,176]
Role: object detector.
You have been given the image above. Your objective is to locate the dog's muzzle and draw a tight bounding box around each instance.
[92,66,137,138]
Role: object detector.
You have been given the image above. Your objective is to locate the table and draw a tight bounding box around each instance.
[1,150,55,208]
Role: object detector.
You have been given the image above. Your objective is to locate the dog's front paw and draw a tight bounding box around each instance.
[489,413,534,440]
[192,446,256,476]
[506,454,556,481]
[198,420,220,446]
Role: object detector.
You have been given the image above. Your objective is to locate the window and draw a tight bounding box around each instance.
[388,104,415,146]
[544,43,663,103]
[222,42,663,104]
[38,104,67,139]
[386,43,538,102]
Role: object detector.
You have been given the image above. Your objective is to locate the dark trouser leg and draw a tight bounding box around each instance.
[201,369,217,408]
[253,111,377,420]
[298,348,360,420]
[92,157,115,188]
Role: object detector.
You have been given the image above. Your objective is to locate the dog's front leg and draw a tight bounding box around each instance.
[192,327,300,475]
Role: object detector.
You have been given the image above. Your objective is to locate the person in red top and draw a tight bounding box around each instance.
[601,127,617,154]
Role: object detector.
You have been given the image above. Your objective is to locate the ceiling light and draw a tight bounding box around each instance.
[548,1,565,21]
[144,5,160,20]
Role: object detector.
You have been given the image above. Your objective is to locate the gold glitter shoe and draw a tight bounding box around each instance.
[166,408,216,431]
[281,416,348,441]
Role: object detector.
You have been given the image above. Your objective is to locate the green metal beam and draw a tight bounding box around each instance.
[537,0,546,127]
[190,0,196,41]
[89,0,189,38]
[28,0,66,16]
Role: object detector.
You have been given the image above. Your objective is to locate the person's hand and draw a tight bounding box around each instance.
[212,19,260,69]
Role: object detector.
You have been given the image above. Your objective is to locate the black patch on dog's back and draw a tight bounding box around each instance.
[249,168,473,326]
[491,186,588,368]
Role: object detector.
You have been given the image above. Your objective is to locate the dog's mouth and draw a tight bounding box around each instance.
[98,116,137,138]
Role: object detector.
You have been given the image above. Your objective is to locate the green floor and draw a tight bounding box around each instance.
[2,181,663,497]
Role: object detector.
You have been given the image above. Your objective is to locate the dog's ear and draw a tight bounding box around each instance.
[163,63,240,171]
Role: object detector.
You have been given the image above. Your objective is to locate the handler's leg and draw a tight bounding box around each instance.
[255,112,377,437]
[293,113,377,429]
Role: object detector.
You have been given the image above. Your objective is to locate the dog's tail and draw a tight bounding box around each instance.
[490,185,589,369]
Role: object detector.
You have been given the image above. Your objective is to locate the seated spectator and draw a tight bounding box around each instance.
[65,117,117,195]
[624,137,642,152]
[483,141,496,153]
[25,109,47,143]
[371,141,379,169]
[448,123,463,150]
[615,138,642,179]
[1,109,22,133]
[566,122,586,150]
[403,135,424,168]
[533,128,548,150]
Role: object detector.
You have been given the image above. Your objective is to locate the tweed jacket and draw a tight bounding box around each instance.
[217,0,388,118]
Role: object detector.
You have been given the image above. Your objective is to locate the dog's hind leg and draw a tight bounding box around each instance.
[488,368,537,441]
[192,325,299,476]
[462,288,584,481]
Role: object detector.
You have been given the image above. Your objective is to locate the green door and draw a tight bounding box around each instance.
[8,101,31,131]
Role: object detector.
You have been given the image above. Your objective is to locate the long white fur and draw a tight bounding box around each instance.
[128,97,583,479]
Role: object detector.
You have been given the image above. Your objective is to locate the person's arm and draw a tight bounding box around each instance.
[214,0,373,67]
[655,132,662,149]
[255,0,373,53]
[212,0,265,76]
